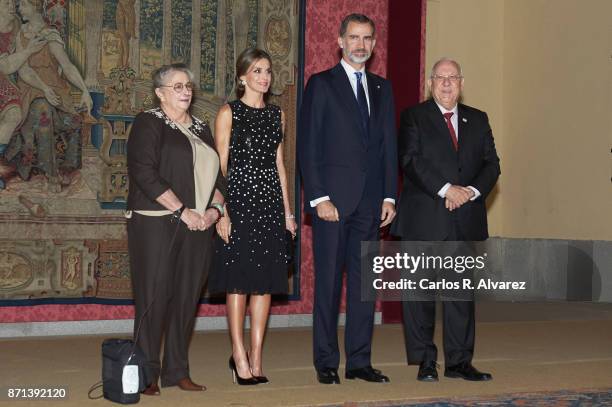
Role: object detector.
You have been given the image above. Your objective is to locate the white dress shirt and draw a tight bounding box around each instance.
[310,59,395,208]
[340,58,370,113]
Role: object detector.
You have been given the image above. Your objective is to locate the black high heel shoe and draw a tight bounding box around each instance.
[246,351,269,384]
[229,356,258,385]
[253,375,269,384]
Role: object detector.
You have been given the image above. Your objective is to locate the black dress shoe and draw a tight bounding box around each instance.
[316,368,340,384]
[417,360,439,382]
[444,362,492,381]
[345,366,390,383]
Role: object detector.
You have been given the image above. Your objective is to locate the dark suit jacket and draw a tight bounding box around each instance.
[298,63,398,216]
[127,108,226,210]
[390,99,500,241]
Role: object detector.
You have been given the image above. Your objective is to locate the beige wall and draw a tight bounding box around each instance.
[425,0,505,236]
[425,0,612,240]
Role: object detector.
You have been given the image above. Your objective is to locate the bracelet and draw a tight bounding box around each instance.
[285,214,295,219]
[210,202,224,217]
[208,206,222,222]
[171,205,185,223]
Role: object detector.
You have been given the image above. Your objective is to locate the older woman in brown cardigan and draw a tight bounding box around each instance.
[126,63,226,395]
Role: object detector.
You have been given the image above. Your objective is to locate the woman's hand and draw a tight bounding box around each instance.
[215,213,231,243]
[180,208,202,231]
[197,208,219,231]
[285,216,297,238]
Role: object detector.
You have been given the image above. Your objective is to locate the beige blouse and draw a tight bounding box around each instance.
[126,119,219,218]
[176,120,219,214]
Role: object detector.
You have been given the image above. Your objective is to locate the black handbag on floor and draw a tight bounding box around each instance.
[88,207,180,403]
[100,339,150,404]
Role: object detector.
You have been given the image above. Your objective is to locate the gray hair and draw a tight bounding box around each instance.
[430,57,463,78]
[151,63,195,89]
[339,13,375,37]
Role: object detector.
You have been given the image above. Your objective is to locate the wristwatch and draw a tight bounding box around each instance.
[172,204,185,222]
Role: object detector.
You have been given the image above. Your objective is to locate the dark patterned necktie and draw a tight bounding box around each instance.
[354,72,369,133]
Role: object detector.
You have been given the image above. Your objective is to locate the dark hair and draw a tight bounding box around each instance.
[235,47,272,100]
[339,13,375,37]
[151,63,194,105]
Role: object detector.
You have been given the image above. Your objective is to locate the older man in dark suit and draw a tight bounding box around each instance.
[391,58,500,382]
[298,14,397,385]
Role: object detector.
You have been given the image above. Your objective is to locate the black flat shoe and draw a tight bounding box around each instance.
[417,360,439,382]
[345,366,390,383]
[229,356,259,385]
[444,362,492,381]
[316,368,340,384]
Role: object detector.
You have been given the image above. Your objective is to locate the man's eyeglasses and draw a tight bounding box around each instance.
[159,82,195,93]
[431,75,463,83]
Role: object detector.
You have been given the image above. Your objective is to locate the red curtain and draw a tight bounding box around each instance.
[382,0,426,323]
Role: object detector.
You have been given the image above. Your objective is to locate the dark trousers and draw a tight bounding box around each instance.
[312,200,379,371]
[401,220,476,367]
[127,213,213,386]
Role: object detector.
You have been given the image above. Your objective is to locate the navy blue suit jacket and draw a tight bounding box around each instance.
[298,63,398,216]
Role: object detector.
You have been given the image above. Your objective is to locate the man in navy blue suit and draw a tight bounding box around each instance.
[298,13,398,385]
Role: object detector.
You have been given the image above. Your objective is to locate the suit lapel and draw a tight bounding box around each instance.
[457,104,468,151]
[366,71,379,127]
[331,64,364,132]
[425,99,453,152]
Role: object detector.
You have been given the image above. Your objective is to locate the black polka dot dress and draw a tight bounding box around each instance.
[208,100,288,295]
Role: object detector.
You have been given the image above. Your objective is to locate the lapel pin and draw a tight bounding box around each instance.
[462,117,468,123]
[377,85,380,89]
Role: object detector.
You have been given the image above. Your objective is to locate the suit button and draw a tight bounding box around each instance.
[458,167,462,173]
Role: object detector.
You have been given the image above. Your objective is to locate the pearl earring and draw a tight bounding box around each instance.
[240,79,246,86]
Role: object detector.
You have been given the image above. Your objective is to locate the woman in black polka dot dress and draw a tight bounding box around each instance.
[208,48,298,385]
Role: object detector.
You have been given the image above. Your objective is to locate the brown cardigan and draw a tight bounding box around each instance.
[126,108,226,211]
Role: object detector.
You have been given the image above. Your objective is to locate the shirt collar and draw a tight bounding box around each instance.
[434,101,458,116]
[340,58,366,79]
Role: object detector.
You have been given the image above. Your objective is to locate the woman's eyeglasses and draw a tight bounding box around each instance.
[159,82,195,93]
